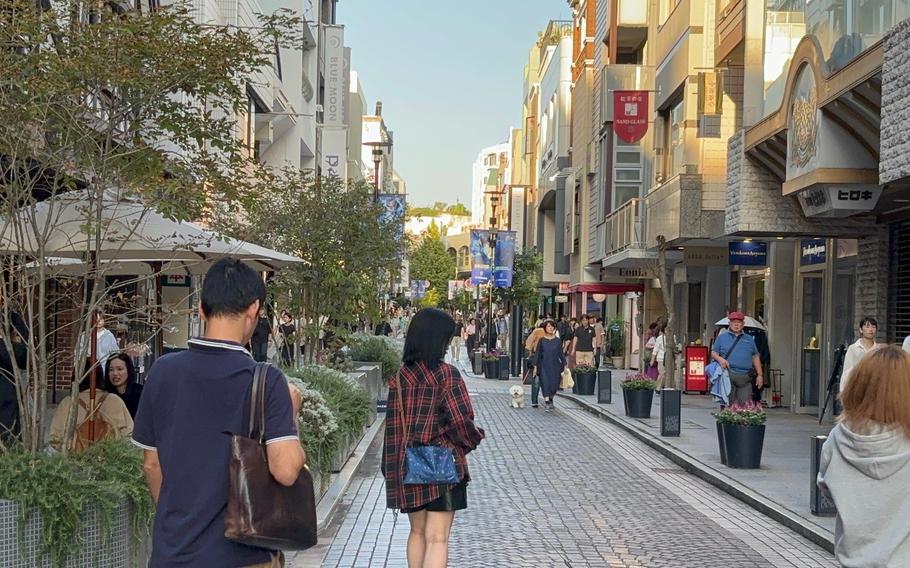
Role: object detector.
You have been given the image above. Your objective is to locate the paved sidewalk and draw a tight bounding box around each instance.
[559,370,837,539]
[297,371,836,567]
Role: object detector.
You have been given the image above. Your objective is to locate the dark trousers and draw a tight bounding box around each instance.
[531,375,540,406]
[729,371,753,405]
[251,342,268,363]
[594,348,602,369]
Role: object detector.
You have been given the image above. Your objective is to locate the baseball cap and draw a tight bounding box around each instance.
[728,311,745,321]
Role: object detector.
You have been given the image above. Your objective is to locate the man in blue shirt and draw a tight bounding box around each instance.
[133,259,306,567]
[711,311,763,405]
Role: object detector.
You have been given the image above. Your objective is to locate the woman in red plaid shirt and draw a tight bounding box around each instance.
[382,308,485,568]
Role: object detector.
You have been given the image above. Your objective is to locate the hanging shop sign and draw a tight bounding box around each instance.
[509,186,527,250]
[554,295,569,303]
[492,231,516,288]
[728,241,767,266]
[470,230,491,286]
[797,185,882,218]
[161,275,191,287]
[613,90,649,143]
[800,238,827,266]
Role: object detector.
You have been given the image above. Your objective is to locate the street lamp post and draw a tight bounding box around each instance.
[364,140,393,202]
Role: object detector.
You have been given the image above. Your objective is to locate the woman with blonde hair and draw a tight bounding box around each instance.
[524,324,547,408]
[818,345,910,567]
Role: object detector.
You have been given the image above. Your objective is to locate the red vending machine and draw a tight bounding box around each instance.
[684,345,710,393]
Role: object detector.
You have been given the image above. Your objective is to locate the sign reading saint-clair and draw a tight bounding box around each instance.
[613,90,649,143]
[728,241,768,266]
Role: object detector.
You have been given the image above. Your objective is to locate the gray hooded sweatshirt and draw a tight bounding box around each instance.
[818,422,910,567]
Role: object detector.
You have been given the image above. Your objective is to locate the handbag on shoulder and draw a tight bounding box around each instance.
[224,363,317,551]
[397,384,460,485]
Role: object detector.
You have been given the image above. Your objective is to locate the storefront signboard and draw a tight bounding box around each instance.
[613,90,649,143]
[601,267,655,280]
[800,238,827,266]
[684,246,727,266]
[161,275,191,287]
[797,185,882,218]
[554,295,569,303]
[728,241,767,266]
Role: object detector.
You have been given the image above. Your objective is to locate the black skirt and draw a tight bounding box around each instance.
[402,481,468,514]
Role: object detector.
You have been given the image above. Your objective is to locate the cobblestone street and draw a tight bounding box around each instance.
[290,373,837,568]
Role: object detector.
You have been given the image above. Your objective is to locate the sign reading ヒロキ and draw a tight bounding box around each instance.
[613,90,649,144]
[797,185,882,218]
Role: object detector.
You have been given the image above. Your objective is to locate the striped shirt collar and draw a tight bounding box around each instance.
[187,337,251,357]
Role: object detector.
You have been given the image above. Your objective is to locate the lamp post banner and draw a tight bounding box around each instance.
[470,229,491,286]
[493,230,516,288]
[613,90,649,143]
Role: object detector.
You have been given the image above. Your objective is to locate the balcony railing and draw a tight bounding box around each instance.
[601,65,655,125]
[603,198,644,258]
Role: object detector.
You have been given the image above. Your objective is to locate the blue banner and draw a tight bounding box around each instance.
[470,230,491,285]
[493,231,516,288]
[728,241,767,266]
[800,238,826,266]
[410,279,429,299]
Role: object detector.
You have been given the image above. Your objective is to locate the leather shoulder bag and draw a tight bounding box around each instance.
[397,378,460,485]
[225,363,318,551]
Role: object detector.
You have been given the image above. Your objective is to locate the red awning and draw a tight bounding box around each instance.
[568,283,644,294]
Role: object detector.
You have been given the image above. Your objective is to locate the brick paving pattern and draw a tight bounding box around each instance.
[290,376,837,567]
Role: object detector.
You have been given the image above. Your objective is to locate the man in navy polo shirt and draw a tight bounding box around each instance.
[711,311,764,405]
[133,259,306,567]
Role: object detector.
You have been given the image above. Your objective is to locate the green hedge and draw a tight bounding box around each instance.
[347,333,402,382]
[0,440,153,567]
[288,365,372,480]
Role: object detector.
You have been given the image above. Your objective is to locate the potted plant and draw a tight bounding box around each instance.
[498,352,511,380]
[482,351,501,379]
[621,372,656,418]
[608,319,625,369]
[572,363,598,395]
[714,402,767,469]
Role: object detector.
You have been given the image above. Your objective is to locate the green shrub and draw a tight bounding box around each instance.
[0,439,153,567]
[348,333,402,382]
[288,365,372,480]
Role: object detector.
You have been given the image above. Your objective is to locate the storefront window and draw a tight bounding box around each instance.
[800,274,824,407]
[763,0,910,117]
[666,100,684,176]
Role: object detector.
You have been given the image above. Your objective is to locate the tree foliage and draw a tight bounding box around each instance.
[408,223,455,307]
[0,0,296,452]
[229,172,401,357]
[494,249,543,312]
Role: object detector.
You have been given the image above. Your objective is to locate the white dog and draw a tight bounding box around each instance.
[509,385,525,409]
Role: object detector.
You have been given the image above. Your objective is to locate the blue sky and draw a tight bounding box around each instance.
[341,0,570,208]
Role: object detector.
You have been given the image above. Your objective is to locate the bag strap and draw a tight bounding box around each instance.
[721,333,745,360]
[248,363,269,442]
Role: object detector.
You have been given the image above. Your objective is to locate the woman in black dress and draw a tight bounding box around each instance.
[105,353,143,418]
[531,320,566,412]
[278,310,296,367]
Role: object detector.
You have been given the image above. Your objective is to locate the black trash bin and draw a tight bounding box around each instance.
[810,435,836,515]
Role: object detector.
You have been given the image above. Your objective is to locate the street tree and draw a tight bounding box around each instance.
[494,249,543,315]
[408,222,455,307]
[0,0,296,452]
[231,171,401,360]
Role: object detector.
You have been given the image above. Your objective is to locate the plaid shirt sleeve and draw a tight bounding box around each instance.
[439,365,485,452]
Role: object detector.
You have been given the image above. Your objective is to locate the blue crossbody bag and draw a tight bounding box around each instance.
[397,385,460,485]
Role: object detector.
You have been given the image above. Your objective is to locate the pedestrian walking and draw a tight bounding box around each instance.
[642,322,659,379]
[524,324,547,408]
[530,320,566,412]
[840,316,880,393]
[593,316,605,369]
[571,314,596,367]
[650,325,667,390]
[818,345,910,567]
[250,308,271,362]
[383,308,485,568]
[278,310,296,368]
[464,317,478,355]
[132,258,305,567]
[495,311,510,352]
[709,312,763,405]
[450,314,465,362]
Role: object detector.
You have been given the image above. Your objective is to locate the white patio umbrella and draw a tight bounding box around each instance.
[715,316,766,331]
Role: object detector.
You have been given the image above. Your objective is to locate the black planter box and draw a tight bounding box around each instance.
[722,424,765,469]
[498,355,511,380]
[597,370,612,403]
[623,388,654,418]
[575,371,596,395]
[660,389,681,437]
[483,359,500,379]
[472,351,484,375]
[717,422,728,465]
[811,435,837,515]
